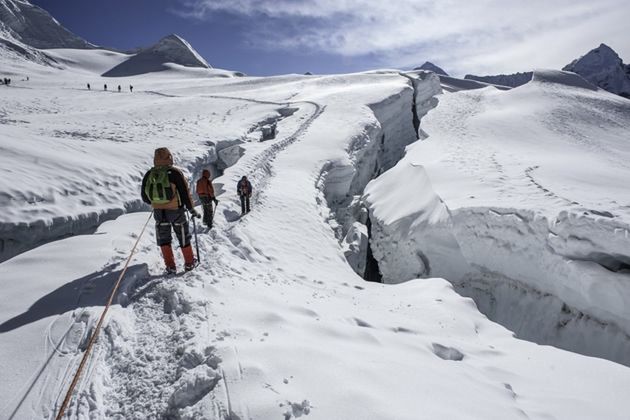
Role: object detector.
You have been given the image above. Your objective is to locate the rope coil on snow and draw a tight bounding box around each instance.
[54,211,153,420]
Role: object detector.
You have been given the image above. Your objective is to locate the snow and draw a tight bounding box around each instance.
[1,23,630,418]
[42,49,131,74]
[365,69,630,366]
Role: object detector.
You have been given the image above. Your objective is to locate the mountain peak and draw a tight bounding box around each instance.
[563,43,630,98]
[102,33,210,77]
[0,0,94,49]
[414,61,449,76]
[150,33,209,67]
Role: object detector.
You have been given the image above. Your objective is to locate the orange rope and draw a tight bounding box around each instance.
[55,211,153,420]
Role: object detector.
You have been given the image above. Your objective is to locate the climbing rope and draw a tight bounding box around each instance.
[54,211,153,420]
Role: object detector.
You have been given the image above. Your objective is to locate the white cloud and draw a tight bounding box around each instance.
[176,0,630,75]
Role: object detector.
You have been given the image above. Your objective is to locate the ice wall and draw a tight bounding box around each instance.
[321,71,442,277]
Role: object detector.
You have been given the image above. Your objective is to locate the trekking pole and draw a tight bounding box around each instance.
[192,213,201,265]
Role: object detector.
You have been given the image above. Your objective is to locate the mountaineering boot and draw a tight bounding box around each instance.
[182,245,196,271]
[160,244,176,274]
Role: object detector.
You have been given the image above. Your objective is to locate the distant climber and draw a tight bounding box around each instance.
[117,85,121,93]
[104,84,107,91]
[196,169,218,228]
[87,83,91,90]
[141,147,201,274]
[237,175,252,215]
[129,85,133,93]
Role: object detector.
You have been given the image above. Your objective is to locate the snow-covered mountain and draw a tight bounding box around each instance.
[414,61,449,76]
[102,34,211,77]
[0,0,93,49]
[462,44,630,97]
[464,71,533,87]
[563,43,630,98]
[0,2,218,78]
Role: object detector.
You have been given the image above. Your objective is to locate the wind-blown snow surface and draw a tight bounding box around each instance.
[1,63,630,419]
[365,69,630,366]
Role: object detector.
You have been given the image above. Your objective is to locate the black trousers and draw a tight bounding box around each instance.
[200,196,214,226]
[239,195,250,213]
[154,208,190,248]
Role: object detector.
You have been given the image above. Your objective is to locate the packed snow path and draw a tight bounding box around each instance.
[97,94,324,419]
[2,67,630,419]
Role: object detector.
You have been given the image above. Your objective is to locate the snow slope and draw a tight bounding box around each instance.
[42,49,131,75]
[365,69,630,366]
[1,62,630,420]
[0,56,257,264]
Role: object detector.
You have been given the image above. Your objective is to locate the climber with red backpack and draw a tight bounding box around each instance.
[141,147,200,274]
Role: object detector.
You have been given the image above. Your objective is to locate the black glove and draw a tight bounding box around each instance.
[213,198,219,205]
[190,209,201,219]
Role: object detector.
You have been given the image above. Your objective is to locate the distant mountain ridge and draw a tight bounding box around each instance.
[462,44,630,98]
[464,72,533,88]
[0,0,215,77]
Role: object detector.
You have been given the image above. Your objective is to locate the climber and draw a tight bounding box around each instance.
[141,147,201,273]
[196,169,219,228]
[236,175,253,215]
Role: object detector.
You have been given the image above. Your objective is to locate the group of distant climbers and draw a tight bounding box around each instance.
[1,78,11,85]
[87,83,133,92]
[141,147,253,274]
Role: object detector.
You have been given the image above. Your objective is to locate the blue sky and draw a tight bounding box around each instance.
[31,0,630,77]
